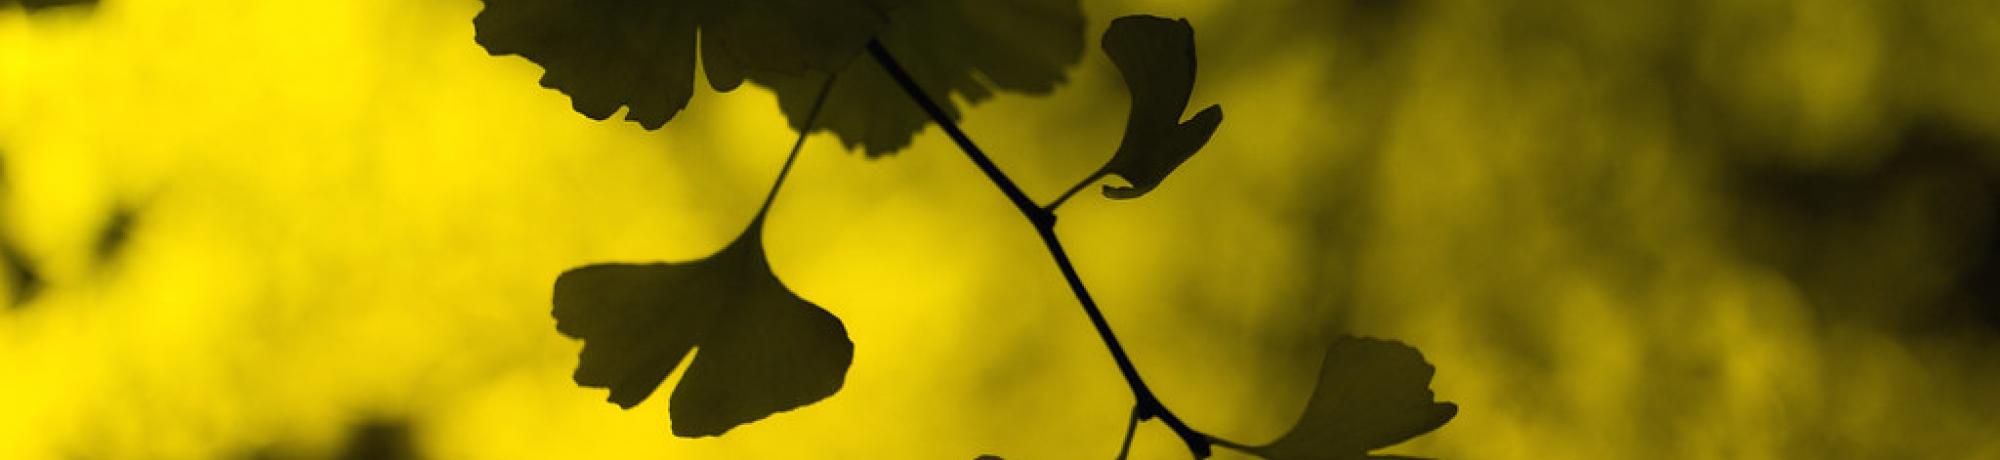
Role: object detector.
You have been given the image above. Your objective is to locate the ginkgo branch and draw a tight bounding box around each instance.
[866,40,1220,459]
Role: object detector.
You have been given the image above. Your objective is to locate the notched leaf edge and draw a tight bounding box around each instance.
[1096,15,1224,201]
[551,218,853,438]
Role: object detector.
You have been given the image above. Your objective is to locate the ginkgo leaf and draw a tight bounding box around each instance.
[1097,15,1224,199]
[471,0,893,130]
[551,219,853,438]
[1252,336,1456,460]
[744,0,1085,156]
[471,0,1082,153]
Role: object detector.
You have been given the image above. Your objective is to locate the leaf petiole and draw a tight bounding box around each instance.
[755,75,839,219]
[1116,405,1141,460]
[1044,169,1108,213]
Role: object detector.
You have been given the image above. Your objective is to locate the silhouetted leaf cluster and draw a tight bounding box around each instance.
[473,0,891,130]
[475,0,1084,156]
[748,0,1083,155]
[473,2,1456,456]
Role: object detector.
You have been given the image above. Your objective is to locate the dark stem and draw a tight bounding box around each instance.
[1116,405,1141,460]
[1205,435,1258,456]
[754,75,838,219]
[866,40,1213,459]
[1045,168,1107,212]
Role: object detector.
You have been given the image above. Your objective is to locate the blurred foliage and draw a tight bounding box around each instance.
[0,0,95,13]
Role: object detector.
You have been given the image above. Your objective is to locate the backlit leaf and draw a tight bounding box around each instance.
[1252,336,1456,460]
[472,0,893,129]
[1097,15,1223,199]
[471,0,1082,156]
[744,0,1085,156]
[552,219,852,437]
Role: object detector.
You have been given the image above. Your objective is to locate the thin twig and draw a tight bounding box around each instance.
[1205,434,1258,456]
[866,40,1213,459]
[754,75,839,219]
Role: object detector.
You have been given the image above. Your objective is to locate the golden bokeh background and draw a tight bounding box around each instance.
[5,0,2000,458]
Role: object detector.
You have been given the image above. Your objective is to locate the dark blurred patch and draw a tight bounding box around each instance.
[239,417,424,460]
[94,204,136,267]
[0,153,42,309]
[1,240,41,308]
[1725,119,2000,334]
[336,418,422,460]
[1330,0,1423,56]
[1947,199,2000,333]
[1,0,98,12]
[1206,0,1425,69]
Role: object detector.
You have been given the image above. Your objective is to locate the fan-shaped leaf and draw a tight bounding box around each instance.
[472,0,892,129]
[1252,336,1456,460]
[1098,15,1223,199]
[551,219,852,437]
[472,0,1082,156]
[745,0,1085,156]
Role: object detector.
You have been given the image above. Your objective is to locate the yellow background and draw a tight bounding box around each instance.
[5,0,2000,458]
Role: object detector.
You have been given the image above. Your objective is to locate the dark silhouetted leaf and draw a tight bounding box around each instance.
[746,0,1085,156]
[471,0,1083,156]
[472,0,893,129]
[552,218,852,437]
[1252,336,1456,460]
[1097,15,1223,199]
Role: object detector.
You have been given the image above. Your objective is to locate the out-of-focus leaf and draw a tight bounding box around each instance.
[745,0,1085,156]
[0,154,38,309]
[1252,336,1456,460]
[1097,15,1223,199]
[0,0,97,12]
[552,218,852,437]
[471,0,893,129]
[94,203,136,266]
[335,418,423,460]
[1,240,39,308]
